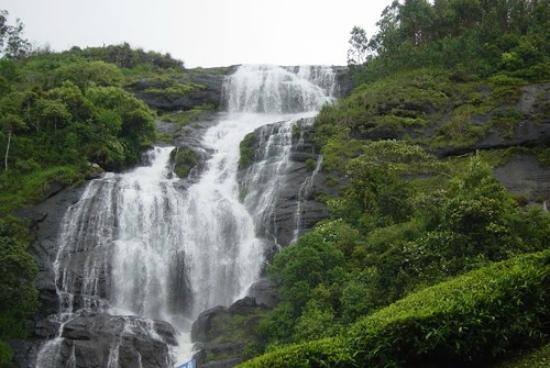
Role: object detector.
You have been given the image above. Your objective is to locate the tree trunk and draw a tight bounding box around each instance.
[4,130,11,172]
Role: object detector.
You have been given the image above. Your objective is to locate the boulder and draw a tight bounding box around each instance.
[191,306,227,342]
[247,279,278,309]
[191,297,269,368]
[59,311,176,368]
[85,163,104,180]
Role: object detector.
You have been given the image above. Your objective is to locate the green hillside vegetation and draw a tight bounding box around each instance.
[350,0,549,84]
[251,152,549,350]
[241,250,550,367]
[239,0,550,366]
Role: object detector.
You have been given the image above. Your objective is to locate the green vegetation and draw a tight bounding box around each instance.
[160,104,215,126]
[242,250,550,367]
[171,147,198,178]
[314,68,536,157]
[254,151,549,351]
[198,306,270,363]
[304,158,317,171]
[239,132,257,169]
[348,0,550,84]
[0,216,37,365]
[495,344,550,368]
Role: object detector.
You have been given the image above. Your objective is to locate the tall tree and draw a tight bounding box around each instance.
[0,113,25,171]
[0,91,27,171]
[347,26,370,66]
[0,10,31,59]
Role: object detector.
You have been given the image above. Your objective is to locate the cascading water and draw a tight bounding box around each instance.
[35,64,336,368]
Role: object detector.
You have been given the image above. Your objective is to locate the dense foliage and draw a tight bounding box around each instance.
[0,56,157,211]
[0,216,37,364]
[255,149,550,350]
[350,0,550,84]
[241,250,550,367]
[239,133,257,169]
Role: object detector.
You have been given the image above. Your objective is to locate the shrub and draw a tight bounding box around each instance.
[240,337,352,368]
[241,250,550,367]
[495,344,550,368]
[347,250,550,367]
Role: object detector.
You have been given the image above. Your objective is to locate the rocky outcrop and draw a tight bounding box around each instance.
[239,118,330,249]
[435,83,550,157]
[14,312,176,368]
[17,185,88,322]
[247,278,278,309]
[191,297,269,368]
[129,67,236,112]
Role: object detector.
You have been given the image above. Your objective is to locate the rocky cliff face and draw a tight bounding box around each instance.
[129,66,237,112]
[238,118,329,251]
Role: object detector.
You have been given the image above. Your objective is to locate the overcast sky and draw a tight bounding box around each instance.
[3,0,390,67]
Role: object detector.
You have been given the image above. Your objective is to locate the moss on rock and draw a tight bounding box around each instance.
[170,147,198,178]
[239,133,257,169]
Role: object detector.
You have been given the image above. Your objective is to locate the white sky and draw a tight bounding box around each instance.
[3,0,390,67]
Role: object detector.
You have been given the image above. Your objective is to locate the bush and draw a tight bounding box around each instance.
[240,337,352,368]
[241,250,550,367]
[347,250,550,367]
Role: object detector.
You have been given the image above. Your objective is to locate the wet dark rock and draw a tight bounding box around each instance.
[24,312,177,368]
[34,318,60,339]
[192,306,227,342]
[227,297,257,314]
[238,118,330,248]
[85,163,104,180]
[16,185,87,321]
[247,278,278,308]
[191,298,268,368]
[158,114,219,187]
[9,339,42,368]
[10,185,87,367]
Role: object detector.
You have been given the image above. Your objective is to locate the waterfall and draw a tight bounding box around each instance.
[35,65,336,368]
